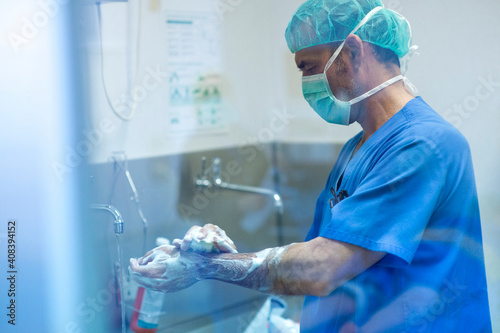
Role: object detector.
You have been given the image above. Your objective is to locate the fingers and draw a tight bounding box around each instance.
[181,236,192,251]
[209,224,237,253]
[154,244,175,253]
[181,225,210,251]
[176,224,238,253]
[129,264,165,290]
[138,251,155,265]
[130,258,152,275]
[129,257,168,279]
[195,226,208,240]
[129,250,199,293]
[130,258,157,277]
[213,238,238,253]
[138,245,175,264]
[180,226,200,251]
[185,225,212,252]
[187,225,206,239]
[210,224,234,245]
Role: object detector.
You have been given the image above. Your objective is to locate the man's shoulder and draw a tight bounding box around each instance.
[365,97,472,169]
[402,97,471,154]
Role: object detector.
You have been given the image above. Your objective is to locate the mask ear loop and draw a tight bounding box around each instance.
[401,52,419,96]
[350,75,404,105]
[389,8,420,95]
[323,40,345,74]
[400,44,420,95]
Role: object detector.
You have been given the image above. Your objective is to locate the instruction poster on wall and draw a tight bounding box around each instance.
[163,11,228,135]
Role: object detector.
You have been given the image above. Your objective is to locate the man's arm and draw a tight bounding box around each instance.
[199,236,385,296]
[130,236,386,296]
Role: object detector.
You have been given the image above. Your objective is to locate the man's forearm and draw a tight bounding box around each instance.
[196,242,333,296]
[197,245,292,294]
[195,237,384,297]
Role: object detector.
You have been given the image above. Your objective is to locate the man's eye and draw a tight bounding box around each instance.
[298,65,317,73]
[306,66,317,73]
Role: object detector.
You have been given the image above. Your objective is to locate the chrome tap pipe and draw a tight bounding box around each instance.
[215,180,284,214]
[195,157,284,215]
[90,204,124,234]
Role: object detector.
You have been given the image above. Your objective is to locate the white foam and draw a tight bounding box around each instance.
[190,227,237,253]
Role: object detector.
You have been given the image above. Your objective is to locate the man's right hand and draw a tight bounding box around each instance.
[172,223,238,253]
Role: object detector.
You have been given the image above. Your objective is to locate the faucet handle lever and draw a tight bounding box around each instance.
[200,156,208,178]
[213,157,221,181]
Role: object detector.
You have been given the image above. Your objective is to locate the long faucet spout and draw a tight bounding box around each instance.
[91,204,124,234]
[211,158,283,214]
[215,180,284,214]
[194,157,284,214]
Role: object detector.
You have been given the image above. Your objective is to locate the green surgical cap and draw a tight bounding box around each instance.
[285,0,413,58]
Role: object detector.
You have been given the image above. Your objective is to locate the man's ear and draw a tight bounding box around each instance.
[345,34,364,70]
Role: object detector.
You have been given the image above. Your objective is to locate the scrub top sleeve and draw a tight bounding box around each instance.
[321,139,446,267]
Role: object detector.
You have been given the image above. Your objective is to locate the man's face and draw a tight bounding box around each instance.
[295,44,332,77]
[294,43,356,102]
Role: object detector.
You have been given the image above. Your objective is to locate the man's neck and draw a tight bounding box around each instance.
[355,82,414,141]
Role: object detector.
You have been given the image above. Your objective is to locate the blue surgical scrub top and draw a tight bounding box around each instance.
[301,97,491,332]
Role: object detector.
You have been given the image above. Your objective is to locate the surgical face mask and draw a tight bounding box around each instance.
[301,6,404,125]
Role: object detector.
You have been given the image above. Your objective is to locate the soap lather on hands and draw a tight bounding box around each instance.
[129,224,238,292]
[130,223,368,297]
[129,244,200,292]
[172,223,238,254]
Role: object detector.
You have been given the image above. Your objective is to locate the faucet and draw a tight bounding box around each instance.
[90,204,124,234]
[195,157,284,214]
[90,203,126,332]
[110,151,149,253]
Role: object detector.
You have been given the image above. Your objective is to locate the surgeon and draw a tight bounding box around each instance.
[130,0,492,331]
